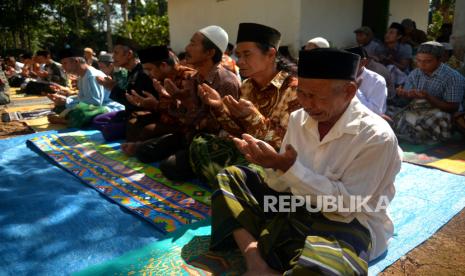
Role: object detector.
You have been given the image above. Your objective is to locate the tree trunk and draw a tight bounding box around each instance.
[11,30,17,50]
[26,23,31,50]
[19,25,26,49]
[129,0,136,20]
[73,3,80,38]
[120,0,131,38]
[82,0,91,17]
[121,0,128,23]
[104,0,113,52]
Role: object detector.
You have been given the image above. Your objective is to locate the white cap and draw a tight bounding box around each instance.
[199,25,229,53]
[306,37,330,48]
[440,42,453,51]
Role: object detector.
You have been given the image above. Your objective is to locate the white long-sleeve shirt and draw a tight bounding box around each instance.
[356,67,387,115]
[264,98,402,260]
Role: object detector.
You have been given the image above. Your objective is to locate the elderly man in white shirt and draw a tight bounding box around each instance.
[209,48,402,276]
[346,46,388,115]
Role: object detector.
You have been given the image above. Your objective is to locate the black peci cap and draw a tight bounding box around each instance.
[57,48,82,60]
[236,23,281,49]
[114,37,141,51]
[137,46,170,64]
[344,46,368,59]
[298,48,360,80]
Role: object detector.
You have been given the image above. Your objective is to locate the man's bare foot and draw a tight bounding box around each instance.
[47,114,68,124]
[243,266,281,276]
[243,251,282,276]
[121,142,139,156]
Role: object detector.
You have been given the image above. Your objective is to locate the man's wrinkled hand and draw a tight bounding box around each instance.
[197,83,223,108]
[125,90,159,110]
[96,76,116,90]
[233,134,297,172]
[153,79,174,110]
[224,96,255,118]
[47,93,67,106]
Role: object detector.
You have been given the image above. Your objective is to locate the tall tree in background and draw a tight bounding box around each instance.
[428,0,455,40]
[0,0,168,55]
[103,0,113,51]
[116,0,169,47]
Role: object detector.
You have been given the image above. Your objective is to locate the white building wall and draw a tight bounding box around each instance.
[168,0,431,55]
[299,0,364,49]
[389,0,429,32]
[168,0,301,55]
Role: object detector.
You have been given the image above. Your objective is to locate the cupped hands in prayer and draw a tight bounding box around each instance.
[125,89,159,110]
[396,87,429,99]
[96,76,116,90]
[233,133,297,172]
[47,93,67,106]
[49,83,71,96]
[152,79,176,110]
[156,78,198,110]
[223,95,255,118]
[197,83,223,109]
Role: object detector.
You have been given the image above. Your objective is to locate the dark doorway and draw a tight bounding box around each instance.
[362,0,390,41]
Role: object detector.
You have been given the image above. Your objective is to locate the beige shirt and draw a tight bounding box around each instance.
[265,97,403,260]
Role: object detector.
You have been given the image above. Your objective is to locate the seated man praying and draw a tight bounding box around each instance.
[209,48,402,275]
[345,46,388,115]
[393,41,465,143]
[189,22,300,184]
[47,48,124,126]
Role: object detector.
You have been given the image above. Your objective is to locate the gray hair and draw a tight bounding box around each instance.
[417,41,444,59]
[76,57,87,64]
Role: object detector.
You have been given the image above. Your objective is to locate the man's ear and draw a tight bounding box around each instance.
[267,47,277,59]
[205,48,216,60]
[127,49,135,59]
[160,62,170,71]
[344,81,357,100]
[361,58,369,67]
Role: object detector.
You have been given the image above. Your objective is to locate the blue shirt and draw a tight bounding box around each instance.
[375,42,413,72]
[66,66,124,112]
[404,63,465,105]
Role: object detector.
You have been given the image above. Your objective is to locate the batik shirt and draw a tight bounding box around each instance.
[159,65,197,124]
[170,64,241,136]
[213,70,300,149]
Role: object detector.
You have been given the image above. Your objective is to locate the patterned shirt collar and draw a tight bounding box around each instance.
[430,63,445,78]
[249,70,289,92]
[192,63,221,84]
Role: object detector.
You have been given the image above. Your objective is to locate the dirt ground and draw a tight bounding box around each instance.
[381,209,465,275]
[0,120,34,138]
[0,106,35,138]
[1,110,464,275]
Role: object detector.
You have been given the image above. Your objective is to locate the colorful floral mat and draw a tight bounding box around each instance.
[28,130,212,234]
[400,138,465,176]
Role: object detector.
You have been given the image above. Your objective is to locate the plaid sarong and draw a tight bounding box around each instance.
[391,99,453,144]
